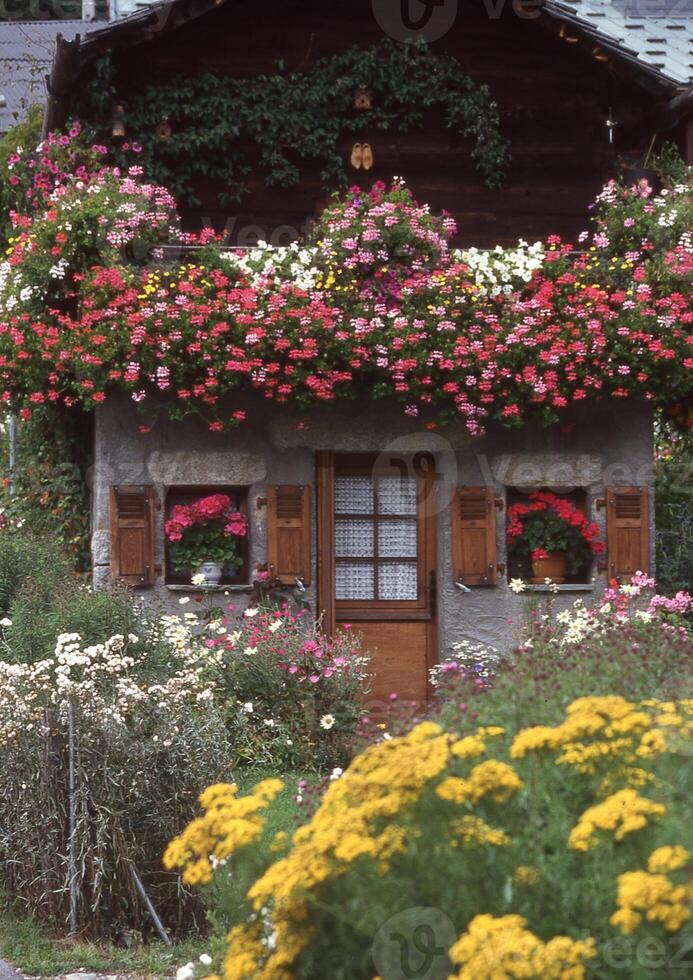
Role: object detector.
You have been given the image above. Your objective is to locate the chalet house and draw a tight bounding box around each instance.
[40,0,693,703]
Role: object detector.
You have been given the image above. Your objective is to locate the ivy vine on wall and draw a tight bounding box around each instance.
[84,38,509,207]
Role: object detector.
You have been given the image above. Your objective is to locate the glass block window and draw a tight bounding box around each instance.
[334,473,419,602]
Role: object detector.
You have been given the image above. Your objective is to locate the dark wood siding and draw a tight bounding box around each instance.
[86,0,669,246]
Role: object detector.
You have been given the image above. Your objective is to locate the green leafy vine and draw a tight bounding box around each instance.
[83,38,509,207]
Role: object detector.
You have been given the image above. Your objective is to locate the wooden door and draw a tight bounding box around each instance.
[317,452,438,709]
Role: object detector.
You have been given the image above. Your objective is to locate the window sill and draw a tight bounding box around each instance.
[165,583,254,593]
[519,583,594,593]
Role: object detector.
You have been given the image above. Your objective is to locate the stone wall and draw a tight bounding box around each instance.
[92,394,655,656]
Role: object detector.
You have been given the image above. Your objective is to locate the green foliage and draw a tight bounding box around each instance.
[435,612,693,735]
[0,408,92,570]
[649,141,689,187]
[5,578,140,665]
[181,617,693,979]
[655,422,693,595]
[198,602,368,772]
[0,908,206,976]
[84,38,509,207]
[0,531,72,618]
[171,523,244,574]
[0,104,43,249]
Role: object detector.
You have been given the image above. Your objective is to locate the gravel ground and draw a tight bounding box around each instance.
[0,962,21,980]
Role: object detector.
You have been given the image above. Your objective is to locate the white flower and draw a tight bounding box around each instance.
[509,578,526,594]
[244,607,259,618]
[243,646,258,656]
[242,701,254,713]
[191,572,206,586]
[176,963,195,980]
[178,597,190,605]
[199,954,213,967]
[0,617,12,627]
[267,619,283,633]
[330,767,343,781]
[263,718,275,727]
[320,713,335,730]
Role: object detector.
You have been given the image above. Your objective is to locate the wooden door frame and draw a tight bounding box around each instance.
[316,450,438,697]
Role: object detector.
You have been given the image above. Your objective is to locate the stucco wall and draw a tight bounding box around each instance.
[92,394,655,657]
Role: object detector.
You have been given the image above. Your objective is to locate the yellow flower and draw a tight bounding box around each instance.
[569,790,666,851]
[647,845,691,874]
[611,870,691,934]
[448,914,596,979]
[451,734,486,759]
[449,815,510,848]
[163,778,284,886]
[513,864,539,886]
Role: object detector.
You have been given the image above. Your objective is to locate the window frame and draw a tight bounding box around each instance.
[505,485,595,585]
[333,454,433,617]
[163,484,250,586]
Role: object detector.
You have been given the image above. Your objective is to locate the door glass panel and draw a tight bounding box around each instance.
[378,562,418,600]
[335,476,374,514]
[378,519,417,557]
[378,476,417,515]
[336,563,375,600]
[335,519,374,557]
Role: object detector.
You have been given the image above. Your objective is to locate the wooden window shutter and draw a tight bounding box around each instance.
[452,487,497,586]
[109,485,156,586]
[606,487,650,580]
[267,485,311,586]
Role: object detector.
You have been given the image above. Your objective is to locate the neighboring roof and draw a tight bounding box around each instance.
[0,21,84,132]
[544,0,693,88]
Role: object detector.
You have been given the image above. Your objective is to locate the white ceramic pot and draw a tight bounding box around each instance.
[198,562,223,586]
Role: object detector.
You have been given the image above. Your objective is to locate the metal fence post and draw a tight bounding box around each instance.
[66,702,78,936]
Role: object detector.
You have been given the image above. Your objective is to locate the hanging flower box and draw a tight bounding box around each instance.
[164,492,248,585]
[506,492,605,584]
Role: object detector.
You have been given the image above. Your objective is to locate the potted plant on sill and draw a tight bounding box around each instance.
[506,491,604,584]
[165,493,248,585]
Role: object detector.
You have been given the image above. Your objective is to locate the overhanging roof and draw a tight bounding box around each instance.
[37,0,693,138]
[544,0,693,88]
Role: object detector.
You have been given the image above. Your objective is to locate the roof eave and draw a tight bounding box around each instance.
[541,2,685,94]
[42,0,227,134]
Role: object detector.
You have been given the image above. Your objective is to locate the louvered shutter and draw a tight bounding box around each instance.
[451,487,497,586]
[606,487,650,580]
[109,485,156,586]
[267,485,311,585]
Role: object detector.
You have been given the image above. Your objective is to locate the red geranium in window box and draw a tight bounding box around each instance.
[507,491,605,583]
[165,493,247,583]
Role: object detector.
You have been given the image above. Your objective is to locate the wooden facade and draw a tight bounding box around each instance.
[64,0,683,246]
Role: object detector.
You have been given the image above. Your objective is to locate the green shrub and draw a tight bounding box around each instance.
[187,600,369,773]
[0,407,92,570]
[0,618,234,938]
[6,578,140,665]
[655,426,693,595]
[0,531,72,618]
[166,689,693,980]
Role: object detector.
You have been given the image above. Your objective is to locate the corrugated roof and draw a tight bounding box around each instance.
[544,0,693,86]
[0,21,84,133]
